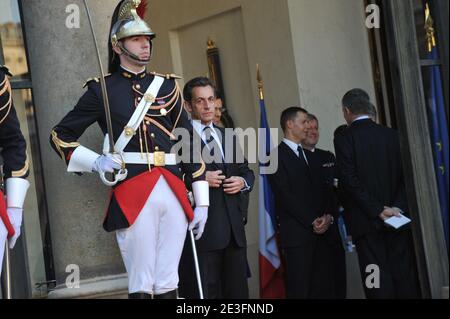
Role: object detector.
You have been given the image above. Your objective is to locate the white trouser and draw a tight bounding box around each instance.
[116,176,188,295]
[0,221,6,275]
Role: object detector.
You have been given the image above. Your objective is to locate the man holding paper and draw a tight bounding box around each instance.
[334,89,421,299]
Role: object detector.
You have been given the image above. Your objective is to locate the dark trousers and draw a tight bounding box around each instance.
[179,237,248,299]
[332,241,347,299]
[284,237,339,299]
[355,229,421,299]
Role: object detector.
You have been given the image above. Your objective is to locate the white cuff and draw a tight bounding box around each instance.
[67,146,100,173]
[392,207,405,215]
[240,177,251,193]
[192,181,209,207]
[6,178,30,209]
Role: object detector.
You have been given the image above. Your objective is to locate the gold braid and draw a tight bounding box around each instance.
[0,76,13,125]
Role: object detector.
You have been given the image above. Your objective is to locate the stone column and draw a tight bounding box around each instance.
[21,0,127,298]
[383,0,449,298]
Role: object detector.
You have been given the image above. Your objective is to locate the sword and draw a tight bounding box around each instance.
[2,243,11,299]
[189,230,204,299]
[83,0,127,186]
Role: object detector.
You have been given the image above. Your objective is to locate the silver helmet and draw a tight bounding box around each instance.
[110,0,155,64]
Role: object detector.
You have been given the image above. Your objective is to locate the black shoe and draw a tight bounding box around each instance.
[128,293,153,299]
[154,290,178,299]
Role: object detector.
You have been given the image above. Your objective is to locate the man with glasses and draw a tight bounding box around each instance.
[179,77,254,299]
[303,113,347,299]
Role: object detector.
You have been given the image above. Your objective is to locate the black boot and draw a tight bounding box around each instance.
[154,290,178,299]
[129,292,153,299]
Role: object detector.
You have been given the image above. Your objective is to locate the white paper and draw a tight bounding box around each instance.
[384,214,411,229]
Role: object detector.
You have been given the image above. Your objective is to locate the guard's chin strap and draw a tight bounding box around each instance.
[117,41,152,65]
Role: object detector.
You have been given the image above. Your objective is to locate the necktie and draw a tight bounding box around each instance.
[203,126,215,145]
[298,145,309,166]
[203,126,223,161]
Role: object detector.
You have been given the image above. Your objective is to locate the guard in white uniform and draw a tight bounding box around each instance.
[49,0,208,299]
[0,65,30,278]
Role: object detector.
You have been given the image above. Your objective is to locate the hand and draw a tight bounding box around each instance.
[223,176,245,195]
[206,171,226,188]
[312,217,324,233]
[379,206,401,221]
[313,214,332,235]
[7,207,23,249]
[93,153,124,173]
[188,206,208,240]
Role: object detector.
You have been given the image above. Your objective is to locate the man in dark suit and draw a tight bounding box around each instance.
[269,107,341,299]
[179,77,255,299]
[334,89,421,299]
[303,113,347,299]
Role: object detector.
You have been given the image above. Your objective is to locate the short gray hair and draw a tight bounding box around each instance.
[342,89,373,116]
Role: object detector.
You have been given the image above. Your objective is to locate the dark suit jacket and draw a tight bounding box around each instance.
[307,149,338,208]
[188,125,255,252]
[268,142,338,249]
[334,119,408,239]
[306,148,343,243]
[239,192,250,226]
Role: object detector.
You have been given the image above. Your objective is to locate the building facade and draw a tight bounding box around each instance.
[0,0,447,299]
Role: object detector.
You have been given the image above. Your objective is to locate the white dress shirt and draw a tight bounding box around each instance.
[192,120,225,158]
[283,138,309,165]
[192,120,250,192]
[352,115,370,124]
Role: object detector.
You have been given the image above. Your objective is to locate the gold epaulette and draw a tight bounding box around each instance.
[149,71,182,80]
[82,74,111,88]
[83,77,99,88]
[0,65,12,77]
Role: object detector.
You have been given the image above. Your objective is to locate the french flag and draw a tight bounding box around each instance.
[258,95,286,299]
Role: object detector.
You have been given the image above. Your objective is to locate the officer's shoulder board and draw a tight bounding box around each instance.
[149,71,182,80]
[82,74,111,88]
[0,65,12,77]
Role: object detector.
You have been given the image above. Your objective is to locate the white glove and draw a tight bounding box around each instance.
[92,153,124,174]
[188,206,208,240]
[0,221,6,274]
[0,220,7,244]
[7,207,23,249]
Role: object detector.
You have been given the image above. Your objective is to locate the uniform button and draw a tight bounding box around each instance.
[135,84,141,89]
[145,121,150,125]
[150,133,155,138]
[155,146,160,151]
[138,97,142,101]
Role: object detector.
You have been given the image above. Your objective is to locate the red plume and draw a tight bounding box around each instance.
[136,0,147,19]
